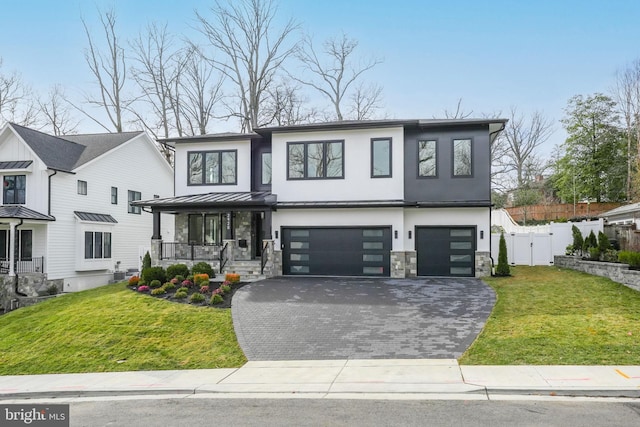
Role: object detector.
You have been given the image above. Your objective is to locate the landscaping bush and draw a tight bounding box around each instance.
[174,290,188,299]
[190,293,205,303]
[598,231,612,255]
[142,266,166,284]
[151,287,166,296]
[495,232,510,277]
[194,273,210,286]
[192,262,215,278]
[178,287,188,293]
[174,275,185,283]
[181,279,193,288]
[46,284,59,295]
[582,230,598,255]
[571,225,583,256]
[220,284,231,294]
[163,282,176,291]
[141,251,151,276]
[149,279,162,289]
[128,276,140,286]
[166,264,190,280]
[225,273,240,283]
[210,294,223,305]
[602,249,618,263]
[200,285,210,294]
[137,285,150,293]
[588,247,600,261]
[618,251,640,267]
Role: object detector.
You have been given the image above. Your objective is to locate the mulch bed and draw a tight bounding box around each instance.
[128,281,248,309]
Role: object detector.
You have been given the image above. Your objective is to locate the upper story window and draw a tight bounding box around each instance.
[371,138,392,178]
[128,190,141,214]
[418,140,437,177]
[3,175,26,204]
[453,138,472,176]
[111,187,118,204]
[77,180,87,195]
[287,141,344,180]
[188,150,237,185]
[261,152,272,185]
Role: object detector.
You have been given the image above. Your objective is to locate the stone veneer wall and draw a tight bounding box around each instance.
[1,275,63,312]
[404,251,417,277]
[555,255,640,293]
[475,251,492,278]
[390,251,406,278]
[233,212,252,261]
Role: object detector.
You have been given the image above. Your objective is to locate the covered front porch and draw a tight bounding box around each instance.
[134,192,278,278]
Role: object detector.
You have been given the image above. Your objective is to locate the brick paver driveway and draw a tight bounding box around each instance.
[231,277,495,360]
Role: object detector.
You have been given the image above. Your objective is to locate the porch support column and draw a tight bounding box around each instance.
[152,211,162,240]
[8,221,16,277]
[224,211,234,240]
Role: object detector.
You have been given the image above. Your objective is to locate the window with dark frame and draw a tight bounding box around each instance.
[111,187,118,204]
[287,141,344,180]
[0,229,31,260]
[371,138,392,178]
[453,138,472,176]
[188,150,237,185]
[261,152,272,185]
[3,175,26,204]
[418,140,437,177]
[128,190,141,214]
[84,231,112,259]
[77,180,87,195]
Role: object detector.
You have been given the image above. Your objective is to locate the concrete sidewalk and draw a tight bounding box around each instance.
[1,360,639,400]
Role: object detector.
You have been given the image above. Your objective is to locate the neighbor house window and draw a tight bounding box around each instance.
[0,229,31,260]
[84,231,112,259]
[261,152,272,185]
[188,150,237,185]
[77,180,87,195]
[188,214,220,245]
[453,138,472,176]
[287,141,344,179]
[111,187,118,204]
[3,175,26,204]
[128,190,141,214]
[418,140,437,177]
[371,138,392,178]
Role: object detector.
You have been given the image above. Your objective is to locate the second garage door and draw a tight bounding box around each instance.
[282,227,391,276]
[416,226,476,277]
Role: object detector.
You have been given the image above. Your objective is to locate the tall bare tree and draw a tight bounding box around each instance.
[0,58,39,126]
[502,107,554,188]
[349,82,384,120]
[613,59,640,201]
[293,33,383,121]
[80,7,130,132]
[442,98,474,119]
[38,85,79,135]
[260,80,316,126]
[195,0,299,131]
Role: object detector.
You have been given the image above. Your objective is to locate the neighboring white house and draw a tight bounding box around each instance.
[598,202,640,226]
[136,118,507,279]
[0,123,174,294]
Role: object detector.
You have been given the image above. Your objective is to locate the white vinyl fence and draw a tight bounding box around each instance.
[491,209,603,266]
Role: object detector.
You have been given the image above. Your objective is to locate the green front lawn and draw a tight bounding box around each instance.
[0,282,246,375]
[460,266,640,365]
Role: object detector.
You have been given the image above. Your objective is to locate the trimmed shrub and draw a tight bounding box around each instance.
[583,230,598,254]
[192,262,215,277]
[138,280,147,287]
[163,282,176,291]
[190,293,205,303]
[220,284,231,294]
[571,225,583,256]
[128,276,140,286]
[151,287,166,295]
[149,279,162,289]
[174,290,188,299]
[166,264,190,280]
[210,294,223,305]
[174,275,185,283]
[588,247,600,261]
[46,284,59,295]
[181,279,193,288]
[178,287,189,293]
[618,251,640,267]
[137,285,150,292]
[194,273,210,286]
[495,232,510,277]
[142,266,166,284]
[199,285,210,294]
[602,249,618,263]
[598,231,612,255]
[225,273,240,283]
[141,251,151,276]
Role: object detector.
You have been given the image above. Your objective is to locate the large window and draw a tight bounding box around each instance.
[188,150,237,185]
[84,231,112,259]
[188,214,221,245]
[418,140,437,177]
[3,175,26,204]
[77,180,87,195]
[371,138,392,178]
[261,152,272,185]
[0,229,32,260]
[128,190,141,214]
[453,138,472,176]
[287,141,344,180]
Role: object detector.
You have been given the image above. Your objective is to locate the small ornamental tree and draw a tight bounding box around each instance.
[141,251,152,276]
[597,231,612,254]
[495,232,510,276]
[571,225,583,256]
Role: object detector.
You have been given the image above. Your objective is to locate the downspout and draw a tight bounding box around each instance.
[14,219,27,296]
[488,122,507,276]
[48,170,57,216]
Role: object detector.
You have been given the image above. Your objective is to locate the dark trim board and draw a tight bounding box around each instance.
[415,226,476,277]
[282,226,391,277]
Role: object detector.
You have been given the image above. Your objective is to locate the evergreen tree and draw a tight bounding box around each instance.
[495,232,511,276]
[141,251,151,275]
[571,224,584,255]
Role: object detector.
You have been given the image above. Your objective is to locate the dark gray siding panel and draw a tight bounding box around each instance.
[404,125,491,203]
[251,137,272,192]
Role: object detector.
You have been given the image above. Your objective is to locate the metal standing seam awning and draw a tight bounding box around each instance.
[0,205,55,221]
[131,191,277,213]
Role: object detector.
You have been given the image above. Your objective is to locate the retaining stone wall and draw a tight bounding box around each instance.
[555,255,640,293]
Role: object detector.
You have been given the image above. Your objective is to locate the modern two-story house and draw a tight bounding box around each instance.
[136,118,506,279]
[0,123,174,304]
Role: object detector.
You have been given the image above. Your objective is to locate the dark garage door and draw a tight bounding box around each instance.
[282,227,391,276]
[416,227,475,277]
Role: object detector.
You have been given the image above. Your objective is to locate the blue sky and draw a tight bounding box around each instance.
[1,0,639,155]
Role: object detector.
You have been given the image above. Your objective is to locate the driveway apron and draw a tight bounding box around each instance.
[231,277,495,360]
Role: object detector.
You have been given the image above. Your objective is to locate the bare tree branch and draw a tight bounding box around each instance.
[37,85,80,135]
[0,58,39,126]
